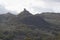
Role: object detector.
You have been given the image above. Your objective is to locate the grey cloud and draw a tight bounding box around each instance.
[0,5,8,14]
[0,5,17,14]
[42,0,60,2]
[8,10,17,15]
[32,7,54,13]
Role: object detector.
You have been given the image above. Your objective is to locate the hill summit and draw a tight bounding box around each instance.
[18,8,32,17]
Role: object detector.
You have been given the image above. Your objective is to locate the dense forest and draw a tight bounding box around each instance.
[0,8,60,40]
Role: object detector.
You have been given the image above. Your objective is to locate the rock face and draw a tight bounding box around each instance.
[20,15,50,27]
[18,8,32,17]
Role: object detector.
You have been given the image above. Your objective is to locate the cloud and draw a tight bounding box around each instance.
[31,7,54,14]
[0,0,60,14]
[0,5,17,14]
[0,5,8,14]
[0,0,46,14]
[41,0,60,2]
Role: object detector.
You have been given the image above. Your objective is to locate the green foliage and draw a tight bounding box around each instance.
[0,32,5,39]
[24,37,32,40]
[54,33,60,40]
[3,33,14,40]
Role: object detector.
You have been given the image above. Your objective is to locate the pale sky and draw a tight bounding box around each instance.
[0,0,60,14]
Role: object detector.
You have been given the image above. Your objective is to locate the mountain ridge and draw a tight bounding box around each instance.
[0,9,60,40]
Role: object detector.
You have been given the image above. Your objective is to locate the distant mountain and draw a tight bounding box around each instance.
[36,12,60,25]
[0,9,60,40]
[0,12,16,23]
[0,9,58,31]
[8,9,55,32]
[19,15,51,28]
[18,8,32,18]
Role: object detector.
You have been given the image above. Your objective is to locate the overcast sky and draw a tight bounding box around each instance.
[0,0,60,14]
